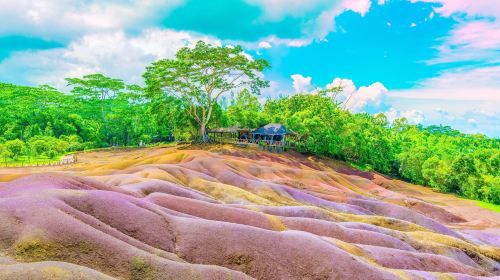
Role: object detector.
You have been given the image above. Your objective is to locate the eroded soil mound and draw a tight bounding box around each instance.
[0,145,499,280]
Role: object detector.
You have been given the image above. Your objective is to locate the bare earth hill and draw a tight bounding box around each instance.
[0,145,499,280]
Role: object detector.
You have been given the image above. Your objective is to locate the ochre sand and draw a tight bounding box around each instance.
[0,144,499,279]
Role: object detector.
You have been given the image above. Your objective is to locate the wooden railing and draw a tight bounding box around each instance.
[208,135,288,154]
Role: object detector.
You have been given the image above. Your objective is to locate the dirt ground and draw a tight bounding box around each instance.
[0,144,499,279]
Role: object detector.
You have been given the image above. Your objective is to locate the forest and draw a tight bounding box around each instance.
[0,41,498,204]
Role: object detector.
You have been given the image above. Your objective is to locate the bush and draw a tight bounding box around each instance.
[0,143,13,159]
[30,139,50,156]
[5,139,25,159]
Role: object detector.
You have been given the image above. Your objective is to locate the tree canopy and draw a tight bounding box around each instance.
[0,41,498,205]
[143,41,270,141]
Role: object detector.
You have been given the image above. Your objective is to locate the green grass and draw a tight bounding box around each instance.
[0,143,177,168]
[343,161,500,212]
[348,162,373,172]
[79,142,177,153]
[477,201,500,212]
[0,155,64,167]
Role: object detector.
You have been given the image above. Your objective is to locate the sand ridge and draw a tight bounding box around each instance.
[0,144,498,279]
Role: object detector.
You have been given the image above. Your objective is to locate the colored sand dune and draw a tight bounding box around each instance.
[0,145,499,280]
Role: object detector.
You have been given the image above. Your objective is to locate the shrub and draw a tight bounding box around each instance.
[30,139,50,156]
[5,139,25,159]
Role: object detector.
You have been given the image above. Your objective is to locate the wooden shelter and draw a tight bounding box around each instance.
[251,123,291,149]
[208,123,296,152]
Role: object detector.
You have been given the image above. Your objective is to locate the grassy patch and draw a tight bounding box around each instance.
[13,236,95,265]
[224,254,254,275]
[477,201,500,212]
[345,161,373,172]
[14,237,65,262]
[0,155,64,167]
[130,256,156,280]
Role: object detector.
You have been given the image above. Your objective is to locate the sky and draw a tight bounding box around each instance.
[0,0,499,136]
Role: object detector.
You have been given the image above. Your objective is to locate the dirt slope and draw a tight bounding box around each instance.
[0,144,499,280]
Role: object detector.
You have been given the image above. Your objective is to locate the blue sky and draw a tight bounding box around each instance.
[0,0,499,136]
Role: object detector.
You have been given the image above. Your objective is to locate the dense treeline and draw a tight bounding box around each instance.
[262,94,499,204]
[0,82,498,203]
[0,41,498,204]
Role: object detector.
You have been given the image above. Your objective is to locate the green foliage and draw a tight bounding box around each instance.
[0,41,497,205]
[14,238,63,262]
[263,94,395,173]
[477,201,500,212]
[130,256,155,280]
[226,89,267,128]
[65,73,125,121]
[5,139,25,159]
[261,94,498,204]
[143,40,270,141]
[0,77,160,161]
[0,143,13,159]
[396,126,499,204]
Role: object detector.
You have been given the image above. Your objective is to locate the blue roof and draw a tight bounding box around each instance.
[251,123,287,135]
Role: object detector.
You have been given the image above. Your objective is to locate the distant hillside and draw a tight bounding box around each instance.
[0,145,498,279]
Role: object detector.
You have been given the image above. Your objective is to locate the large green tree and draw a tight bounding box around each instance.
[226,89,267,129]
[143,41,270,142]
[65,73,126,121]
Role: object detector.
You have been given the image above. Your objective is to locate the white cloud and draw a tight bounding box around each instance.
[392,0,500,134]
[341,0,372,16]
[413,1,500,66]
[427,20,500,65]
[311,0,372,39]
[245,0,337,20]
[276,75,499,136]
[435,107,457,121]
[348,82,389,113]
[396,1,500,135]
[324,78,389,113]
[412,0,500,18]
[260,80,290,102]
[327,78,357,94]
[325,77,356,103]
[258,41,272,49]
[243,0,373,45]
[420,65,500,90]
[262,36,311,47]
[1,0,376,52]
[388,65,500,105]
[286,76,390,114]
[0,0,184,40]
[0,29,219,89]
[246,0,372,21]
[291,74,313,93]
[389,88,499,102]
[385,108,425,124]
[387,70,500,136]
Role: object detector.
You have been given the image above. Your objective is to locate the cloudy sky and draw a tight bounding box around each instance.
[0,0,499,136]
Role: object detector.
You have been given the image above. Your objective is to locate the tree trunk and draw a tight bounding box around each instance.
[201,123,208,143]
